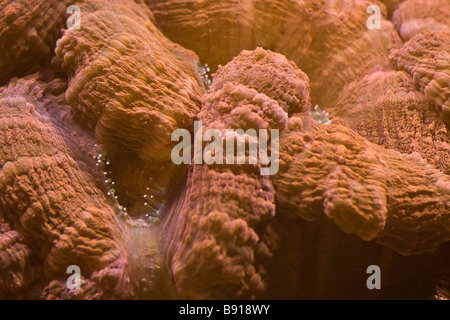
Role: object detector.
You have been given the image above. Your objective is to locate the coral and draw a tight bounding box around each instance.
[162,164,274,299]
[55,0,205,161]
[209,47,312,119]
[389,31,450,124]
[0,75,131,299]
[332,71,449,174]
[391,0,450,41]
[54,0,207,218]
[0,218,38,298]
[0,0,69,84]
[0,0,448,300]
[161,48,449,299]
[160,48,305,298]
[145,0,402,109]
[274,118,450,255]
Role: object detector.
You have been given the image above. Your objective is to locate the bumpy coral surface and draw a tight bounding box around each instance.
[333,70,449,174]
[55,0,205,159]
[391,0,449,41]
[0,74,131,299]
[161,48,308,299]
[274,118,449,254]
[0,0,69,84]
[390,31,450,124]
[0,0,448,300]
[146,0,402,110]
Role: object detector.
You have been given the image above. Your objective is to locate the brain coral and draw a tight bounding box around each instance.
[0,74,132,299]
[0,0,448,300]
[55,0,206,161]
[274,118,450,255]
[0,0,69,84]
[389,30,450,124]
[161,47,304,299]
[144,0,402,109]
[332,70,449,174]
[391,0,450,41]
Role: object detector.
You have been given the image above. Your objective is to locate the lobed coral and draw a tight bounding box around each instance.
[391,0,449,41]
[161,48,309,299]
[145,0,402,109]
[52,0,208,218]
[0,74,131,299]
[274,118,450,255]
[55,0,205,160]
[0,0,448,300]
[389,31,450,124]
[0,0,69,84]
[332,70,449,174]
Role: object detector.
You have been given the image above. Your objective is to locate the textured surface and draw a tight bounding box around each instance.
[0,0,448,300]
[0,217,37,298]
[274,118,450,255]
[390,31,450,124]
[55,0,205,160]
[0,75,131,299]
[332,71,449,174]
[0,0,69,84]
[161,48,303,299]
[392,0,450,41]
[161,48,450,299]
[145,0,402,109]
[53,0,207,218]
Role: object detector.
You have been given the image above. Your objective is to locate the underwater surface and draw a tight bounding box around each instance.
[0,0,449,299]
